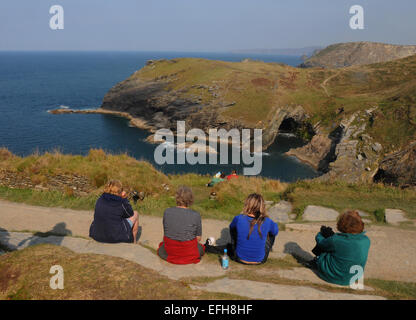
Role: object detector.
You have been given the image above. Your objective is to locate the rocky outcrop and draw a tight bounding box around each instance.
[49,56,415,185]
[318,110,383,182]
[262,105,310,150]
[49,108,153,130]
[101,60,312,151]
[100,66,249,139]
[285,134,332,171]
[300,42,416,68]
[101,77,198,132]
[374,142,416,186]
[0,170,93,196]
[285,108,385,182]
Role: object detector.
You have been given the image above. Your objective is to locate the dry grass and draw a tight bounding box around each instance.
[0,244,244,300]
[284,180,416,219]
[1,148,415,221]
[0,148,170,195]
[0,149,287,221]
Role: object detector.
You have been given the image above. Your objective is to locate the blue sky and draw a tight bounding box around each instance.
[0,0,415,51]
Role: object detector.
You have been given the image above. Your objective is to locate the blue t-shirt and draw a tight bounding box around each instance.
[230,214,279,262]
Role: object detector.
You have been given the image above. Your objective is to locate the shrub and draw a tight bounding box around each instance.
[87,149,107,161]
[64,186,75,197]
[92,171,108,188]
[374,208,386,223]
[0,148,13,161]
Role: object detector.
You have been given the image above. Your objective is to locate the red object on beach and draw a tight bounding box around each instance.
[158,236,205,265]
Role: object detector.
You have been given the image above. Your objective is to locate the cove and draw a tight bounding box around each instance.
[0,51,319,182]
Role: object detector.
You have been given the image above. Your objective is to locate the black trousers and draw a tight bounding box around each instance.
[205,228,275,264]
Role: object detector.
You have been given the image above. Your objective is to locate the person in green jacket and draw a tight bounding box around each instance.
[206,173,226,187]
[313,210,370,286]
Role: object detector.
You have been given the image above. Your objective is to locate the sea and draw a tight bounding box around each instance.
[0,51,319,182]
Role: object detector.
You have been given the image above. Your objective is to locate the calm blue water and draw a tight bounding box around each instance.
[0,51,318,181]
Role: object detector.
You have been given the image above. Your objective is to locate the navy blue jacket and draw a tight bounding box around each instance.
[89,193,134,243]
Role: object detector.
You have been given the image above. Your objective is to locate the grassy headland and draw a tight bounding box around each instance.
[1,148,415,221]
[132,55,416,152]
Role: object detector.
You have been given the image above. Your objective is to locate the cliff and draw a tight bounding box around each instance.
[374,142,416,186]
[300,42,416,68]
[95,53,416,185]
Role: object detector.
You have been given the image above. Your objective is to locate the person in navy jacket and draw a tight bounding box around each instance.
[89,180,139,243]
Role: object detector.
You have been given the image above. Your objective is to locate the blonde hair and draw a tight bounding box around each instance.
[243,193,267,239]
[176,186,194,207]
[104,180,123,196]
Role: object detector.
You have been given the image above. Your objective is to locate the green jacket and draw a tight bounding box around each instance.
[210,177,225,186]
[315,231,370,286]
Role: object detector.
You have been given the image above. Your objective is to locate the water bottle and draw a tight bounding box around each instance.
[222,249,229,270]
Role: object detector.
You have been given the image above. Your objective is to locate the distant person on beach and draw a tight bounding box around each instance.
[157,186,205,264]
[205,193,279,264]
[311,210,370,286]
[89,180,139,244]
[206,173,226,187]
[226,170,238,180]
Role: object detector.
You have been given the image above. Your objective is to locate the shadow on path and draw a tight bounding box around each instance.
[216,228,231,246]
[17,222,72,248]
[284,241,315,265]
[0,227,11,252]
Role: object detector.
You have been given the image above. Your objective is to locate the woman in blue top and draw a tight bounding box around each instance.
[205,193,279,264]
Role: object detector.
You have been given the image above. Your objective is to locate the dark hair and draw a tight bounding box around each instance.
[243,193,267,240]
[337,210,364,234]
[176,186,194,207]
[220,173,226,179]
[231,170,237,174]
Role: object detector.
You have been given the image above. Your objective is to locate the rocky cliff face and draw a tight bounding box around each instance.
[101,60,310,151]
[102,76,199,132]
[286,108,384,183]
[99,56,416,185]
[285,134,332,171]
[262,105,310,150]
[300,42,416,68]
[374,142,416,186]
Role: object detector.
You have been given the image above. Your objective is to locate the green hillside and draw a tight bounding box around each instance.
[131,55,416,152]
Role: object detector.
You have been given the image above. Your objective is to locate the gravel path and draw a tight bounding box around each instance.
[0,230,384,300]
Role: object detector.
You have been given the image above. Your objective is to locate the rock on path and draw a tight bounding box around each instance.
[303,205,339,221]
[191,278,384,300]
[268,201,293,223]
[385,209,409,225]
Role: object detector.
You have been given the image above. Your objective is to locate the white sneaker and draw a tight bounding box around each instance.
[206,237,215,246]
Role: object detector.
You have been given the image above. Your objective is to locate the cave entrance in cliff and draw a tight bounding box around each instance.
[373,169,397,185]
[279,117,300,134]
